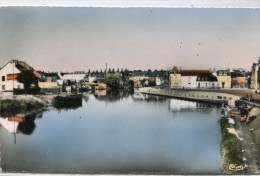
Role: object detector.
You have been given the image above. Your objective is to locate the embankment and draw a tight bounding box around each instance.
[139,87,240,104]
[220,117,244,174]
[249,107,260,158]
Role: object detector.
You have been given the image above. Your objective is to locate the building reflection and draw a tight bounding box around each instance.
[132,93,167,102]
[0,111,43,135]
[0,117,20,133]
[169,99,212,112]
[94,90,132,103]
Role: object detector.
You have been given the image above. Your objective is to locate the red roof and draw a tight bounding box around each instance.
[171,66,179,72]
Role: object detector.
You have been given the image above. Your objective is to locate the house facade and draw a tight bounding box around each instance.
[0,60,41,92]
[251,58,260,90]
[180,70,211,88]
[38,72,60,89]
[58,72,86,83]
[196,73,218,88]
[169,66,181,88]
[169,67,218,89]
[216,70,231,88]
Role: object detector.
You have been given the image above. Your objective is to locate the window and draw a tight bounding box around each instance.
[188,77,191,84]
[2,85,5,90]
[2,76,5,81]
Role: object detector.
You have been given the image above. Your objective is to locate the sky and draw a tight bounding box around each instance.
[0,7,260,72]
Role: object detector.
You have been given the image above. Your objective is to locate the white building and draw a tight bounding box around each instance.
[58,72,86,83]
[0,60,41,92]
[181,70,212,88]
[196,73,218,88]
[156,77,162,86]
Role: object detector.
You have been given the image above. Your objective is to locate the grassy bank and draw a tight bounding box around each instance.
[0,95,46,115]
[220,118,244,174]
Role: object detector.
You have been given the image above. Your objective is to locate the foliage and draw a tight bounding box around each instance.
[0,98,45,115]
[128,80,134,88]
[105,74,120,90]
[16,70,36,91]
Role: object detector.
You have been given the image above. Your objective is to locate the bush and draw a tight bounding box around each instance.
[0,98,45,115]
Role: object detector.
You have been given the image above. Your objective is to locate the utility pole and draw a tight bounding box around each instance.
[12,59,14,97]
[105,63,107,75]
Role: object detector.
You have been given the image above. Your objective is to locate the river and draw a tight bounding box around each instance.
[0,91,221,174]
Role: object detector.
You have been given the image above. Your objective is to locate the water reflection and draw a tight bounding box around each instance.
[94,90,132,102]
[0,117,20,133]
[133,93,166,102]
[0,111,43,135]
[169,99,212,112]
[0,92,221,174]
[53,95,83,110]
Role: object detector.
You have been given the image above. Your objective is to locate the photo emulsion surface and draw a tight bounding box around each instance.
[0,7,260,174]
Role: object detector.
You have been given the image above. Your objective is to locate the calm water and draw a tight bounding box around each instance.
[0,91,221,174]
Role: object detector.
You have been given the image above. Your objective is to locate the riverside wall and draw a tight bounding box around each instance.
[139,87,240,105]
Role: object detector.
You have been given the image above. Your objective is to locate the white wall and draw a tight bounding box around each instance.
[156,77,162,86]
[181,76,197,88]
[0,62,24,92]
[61,74,85,82]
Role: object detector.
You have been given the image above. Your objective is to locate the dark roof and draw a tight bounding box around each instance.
[216,70,231,76]
[39,71,60,79]
[230,71,244,78]
[197,74,218,82]
[181,70,211,76]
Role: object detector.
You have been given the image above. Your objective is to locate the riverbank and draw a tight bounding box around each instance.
[0,94,47,115]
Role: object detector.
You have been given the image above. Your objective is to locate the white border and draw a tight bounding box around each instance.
[0,0,260,8]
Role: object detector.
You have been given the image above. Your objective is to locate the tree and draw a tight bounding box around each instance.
[16,70,36,91]
[123,69,130,76]
[105,74,120,90]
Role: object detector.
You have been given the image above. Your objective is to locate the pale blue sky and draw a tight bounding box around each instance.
[0,8,259,72]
